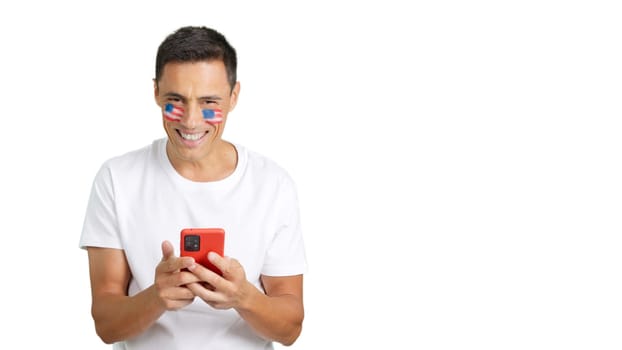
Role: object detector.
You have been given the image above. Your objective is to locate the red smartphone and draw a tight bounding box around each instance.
[180,228,225,275]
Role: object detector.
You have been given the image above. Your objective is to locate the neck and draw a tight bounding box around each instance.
[166,140,238,182]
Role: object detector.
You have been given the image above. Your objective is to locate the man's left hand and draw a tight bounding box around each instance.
[186,252,253,310]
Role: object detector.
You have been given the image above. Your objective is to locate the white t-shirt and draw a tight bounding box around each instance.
[79,138,307,350]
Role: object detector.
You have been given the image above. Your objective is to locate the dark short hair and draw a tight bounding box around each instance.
[155,26,237,91]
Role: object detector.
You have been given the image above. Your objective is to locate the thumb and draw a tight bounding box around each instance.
[161,240,174,260]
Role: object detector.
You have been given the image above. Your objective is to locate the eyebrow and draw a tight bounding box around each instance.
[163,92,223,101]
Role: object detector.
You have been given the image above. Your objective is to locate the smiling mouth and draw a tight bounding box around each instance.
[178,130,208,141]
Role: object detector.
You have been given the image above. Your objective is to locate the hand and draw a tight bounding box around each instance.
[153,240,201,310]
[186,252,251,310]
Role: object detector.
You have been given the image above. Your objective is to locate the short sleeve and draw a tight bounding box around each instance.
[261,174,308,276]
[79,163,122,250]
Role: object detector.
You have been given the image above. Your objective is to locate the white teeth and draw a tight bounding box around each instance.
[180,131,204,141]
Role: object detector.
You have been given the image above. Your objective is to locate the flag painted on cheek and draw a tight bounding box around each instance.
[202,109,223,124]
[163,103,184,122]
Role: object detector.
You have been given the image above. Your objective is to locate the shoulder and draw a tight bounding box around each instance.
[237,143,296,186]
[100,139,163,174]
[90,139,164,189]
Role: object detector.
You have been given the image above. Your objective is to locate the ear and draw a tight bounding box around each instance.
[228,82,241,112]
[153,79,161,107]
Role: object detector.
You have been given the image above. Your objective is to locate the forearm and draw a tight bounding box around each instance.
[92,285,165,344]
[236,283,304,346]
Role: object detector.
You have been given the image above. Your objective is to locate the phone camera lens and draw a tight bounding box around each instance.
[184,235,201,252]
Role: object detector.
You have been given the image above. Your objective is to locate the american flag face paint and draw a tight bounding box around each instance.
[163,103,184,122]
[203,109,223,124]
[163,103,223,125]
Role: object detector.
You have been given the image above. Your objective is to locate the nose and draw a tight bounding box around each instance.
[179,103,203,129]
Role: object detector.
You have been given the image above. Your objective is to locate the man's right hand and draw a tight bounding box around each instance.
[153,240,201,310]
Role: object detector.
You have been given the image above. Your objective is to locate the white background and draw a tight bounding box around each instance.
[0,1,620,349]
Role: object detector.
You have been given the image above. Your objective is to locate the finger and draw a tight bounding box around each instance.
[186,282,224,303]
[167,299,195,311]
[158,268,202,289]
[165,286,196,300]
[168,270,203,286]
[161,258,196,274]
[160,287,196,310]
[208,253,243,281]
[179,270,203,285]
[207,252,229,275]
[159,241,196,273]
[187,262,227,290]
[161,240,174,261]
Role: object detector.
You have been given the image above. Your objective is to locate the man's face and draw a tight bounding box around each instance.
[154,60,239,164]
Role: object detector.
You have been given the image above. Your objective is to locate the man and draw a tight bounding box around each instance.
[80,26,307,349]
